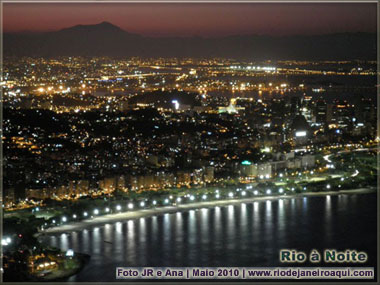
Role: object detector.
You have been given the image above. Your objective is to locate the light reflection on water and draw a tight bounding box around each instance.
[39,194,376,282]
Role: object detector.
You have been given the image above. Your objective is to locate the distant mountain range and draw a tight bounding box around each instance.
[3,21,377,60]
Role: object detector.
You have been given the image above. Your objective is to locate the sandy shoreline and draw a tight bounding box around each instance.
[41,187,376,234]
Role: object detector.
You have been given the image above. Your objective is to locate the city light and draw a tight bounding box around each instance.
[1,43,376,274]
[323,155,332,163]
[262,147,271,153]
[295,131,307,137]
[2,237,12,246]
[172,100,179,110]
[66,249,75,257]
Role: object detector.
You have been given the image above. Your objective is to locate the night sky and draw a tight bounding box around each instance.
[3,3,377,37]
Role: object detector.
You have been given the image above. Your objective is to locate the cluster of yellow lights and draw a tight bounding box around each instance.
[37,261,56,270]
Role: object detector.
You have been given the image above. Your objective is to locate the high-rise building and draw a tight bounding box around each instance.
[315,99,327,124]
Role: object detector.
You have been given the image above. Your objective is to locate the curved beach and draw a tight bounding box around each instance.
[42,187,376,234]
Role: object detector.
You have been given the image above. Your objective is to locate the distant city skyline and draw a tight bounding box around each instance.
[3,3,377,37]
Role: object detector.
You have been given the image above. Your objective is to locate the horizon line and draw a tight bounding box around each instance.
[3,21,376,38]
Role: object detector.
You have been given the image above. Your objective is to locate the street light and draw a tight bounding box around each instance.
[228,192,234,198]
[253,190,259,195]
[241,191,246,196]
[83,212,88,217]
[105,207,110,213]
[266,189,271,195]
[190,195,195,201]
[202,195,207,200]
[62,216,67,222]
[116,205,122,211]
[128,203,134,209]
[279,188,284,194]
[94,209,99,215]
[140,201,145,207]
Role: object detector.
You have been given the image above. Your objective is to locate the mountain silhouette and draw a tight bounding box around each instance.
[3,22,377,60]
[58,21,126,33]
